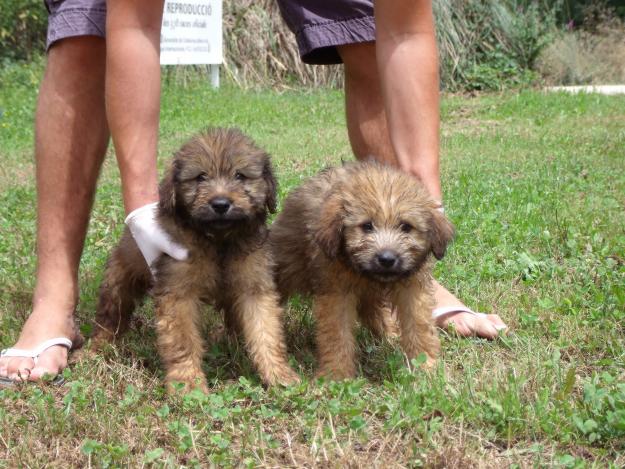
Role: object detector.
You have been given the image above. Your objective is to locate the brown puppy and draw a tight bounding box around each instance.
[270,162,454,379]
[93,128,299,392]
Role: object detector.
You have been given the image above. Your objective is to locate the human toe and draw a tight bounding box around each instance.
[486,314,508,331]
[29,365,62,381]
[5,357,36,381]
[0,358,8,377]
[472,316,501,339]
[28,346,68,381]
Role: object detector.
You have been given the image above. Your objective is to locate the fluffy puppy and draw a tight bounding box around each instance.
[270,161,454,379]
[93,128,299,392]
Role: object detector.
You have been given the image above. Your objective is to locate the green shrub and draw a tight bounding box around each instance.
[434,0,560,90]
[561,0,625,25]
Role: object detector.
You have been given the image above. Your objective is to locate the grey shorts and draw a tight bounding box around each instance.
[276,0,374,65]
[44,0,106,50]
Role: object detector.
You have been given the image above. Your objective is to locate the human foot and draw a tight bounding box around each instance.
[432,280,507,339]
[0,307,81,383]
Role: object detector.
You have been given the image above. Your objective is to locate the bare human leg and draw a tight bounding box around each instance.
[338,42,507,339]
[0,37,109,381]
[105,0,164,215]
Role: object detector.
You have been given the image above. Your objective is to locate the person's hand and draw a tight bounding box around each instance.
[125,202,188,275]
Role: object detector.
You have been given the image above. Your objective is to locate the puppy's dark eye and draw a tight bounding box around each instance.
[234,171,247,181]
[361,221,374,233]
[196,172,208,182]
[400,222,413,233]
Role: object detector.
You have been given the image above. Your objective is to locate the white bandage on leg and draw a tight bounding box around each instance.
[125,202,188,273]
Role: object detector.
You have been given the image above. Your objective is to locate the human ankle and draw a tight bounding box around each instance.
[32,280,78,312]
[26,291,77,334]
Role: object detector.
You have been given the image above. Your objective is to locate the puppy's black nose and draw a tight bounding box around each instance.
[377,250,398,268]
[210,197,231,215]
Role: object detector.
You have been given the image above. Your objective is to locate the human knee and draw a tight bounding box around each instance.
[47,36,106,73]
[338,42,379,84]
[42,37,106,100]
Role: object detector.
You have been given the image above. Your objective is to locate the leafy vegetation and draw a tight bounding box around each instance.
[0,63,624,466]
[0,0,47,61]
[2,0,612,91]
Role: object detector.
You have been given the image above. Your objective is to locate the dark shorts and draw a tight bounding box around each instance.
[276,0,374,65]
[44,0,106,50]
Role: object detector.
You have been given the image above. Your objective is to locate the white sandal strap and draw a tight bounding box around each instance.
[1,337,73,362]
[432,307,507,330]
[432,306,482,320]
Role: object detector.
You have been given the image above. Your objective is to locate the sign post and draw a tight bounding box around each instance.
[160,0,223,87]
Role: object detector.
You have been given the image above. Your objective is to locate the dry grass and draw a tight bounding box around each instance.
[219,0,559,90]
[536,3,625,85]
[222,0,343,89]
[536,16,625,85]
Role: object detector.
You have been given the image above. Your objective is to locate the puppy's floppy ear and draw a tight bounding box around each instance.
[158,160,179,216]
[262,156,278,214]
[429,209,455,260]
[314,189,344,258]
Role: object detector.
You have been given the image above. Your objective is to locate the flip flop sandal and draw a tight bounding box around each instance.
[0,337,73,387]
[432,306,508,331]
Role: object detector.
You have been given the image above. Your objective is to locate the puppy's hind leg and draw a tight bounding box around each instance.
[392,282,440,368]
[92,239,150,347]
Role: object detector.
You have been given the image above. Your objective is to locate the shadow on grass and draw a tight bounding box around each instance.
[81,294,434,387]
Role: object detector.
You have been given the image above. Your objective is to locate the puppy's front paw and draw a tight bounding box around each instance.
[90,323,115,341]
[166,372,209,395]
[275,367,301,386]
[315,366,356,381]
[262,365,301,387]
[423,355,437,370]
[88,330,115,354]
[404,351,437,371]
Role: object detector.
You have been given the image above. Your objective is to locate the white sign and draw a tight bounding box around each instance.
[160,0,223,65]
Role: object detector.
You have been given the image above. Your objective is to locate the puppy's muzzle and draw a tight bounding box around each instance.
[194,196,247,231]
[210,197,232,215]
[376,249,398,269]
[362,249,407,281]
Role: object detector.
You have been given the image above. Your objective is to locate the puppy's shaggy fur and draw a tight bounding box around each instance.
[270,162,454,379]
[93,128,299,392]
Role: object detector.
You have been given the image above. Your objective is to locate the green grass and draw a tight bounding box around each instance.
[1,61,624,467]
